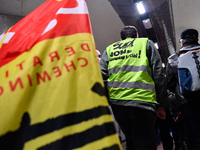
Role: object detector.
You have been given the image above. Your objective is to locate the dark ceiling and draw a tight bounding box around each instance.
[108,0,176,64]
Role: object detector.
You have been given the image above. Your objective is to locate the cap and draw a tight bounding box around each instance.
[180,29,198,40]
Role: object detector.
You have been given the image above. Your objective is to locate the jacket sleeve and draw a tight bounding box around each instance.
[99,50,109,80]
[166,62,177,93]
[99,50,109,98]
[147,40,169,108]
[166,53,179,93]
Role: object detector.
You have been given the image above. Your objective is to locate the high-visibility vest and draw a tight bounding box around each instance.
[107,38,157,103]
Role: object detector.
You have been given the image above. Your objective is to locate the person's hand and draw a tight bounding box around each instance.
[157,106,166,119]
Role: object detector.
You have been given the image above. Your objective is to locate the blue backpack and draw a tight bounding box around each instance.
[178,46,200,95]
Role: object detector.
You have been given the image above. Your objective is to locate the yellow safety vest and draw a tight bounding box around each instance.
[107,38,157,103]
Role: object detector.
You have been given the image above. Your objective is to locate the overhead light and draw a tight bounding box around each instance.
[142,18,152,29]
[154,42,159,49]
[136,1,146,15]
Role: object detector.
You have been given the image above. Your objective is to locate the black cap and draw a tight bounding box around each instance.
[180,29,198,40]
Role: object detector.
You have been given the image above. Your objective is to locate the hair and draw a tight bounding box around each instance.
[180,29,199,46]
[181,38,199,47]
[120,25,138,40]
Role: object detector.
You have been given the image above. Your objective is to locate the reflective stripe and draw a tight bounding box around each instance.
[108,81,155,92]
[108,65,151,76]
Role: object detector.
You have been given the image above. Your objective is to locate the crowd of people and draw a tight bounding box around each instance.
[97,26,200,150]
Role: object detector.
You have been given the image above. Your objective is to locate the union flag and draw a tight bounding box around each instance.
[0,0,122,149]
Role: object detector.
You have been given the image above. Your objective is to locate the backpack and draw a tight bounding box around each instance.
[177,48,200,95]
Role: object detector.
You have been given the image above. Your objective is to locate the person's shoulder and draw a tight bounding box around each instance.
[145,39,156,52]
[168,53,178,60]
[180,44,200,51]
[148,38,155,43]
[168,53,178,65]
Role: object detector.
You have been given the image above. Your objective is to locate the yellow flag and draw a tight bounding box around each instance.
[0,0,122,149]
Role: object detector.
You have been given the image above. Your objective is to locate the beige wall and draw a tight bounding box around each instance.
[172,0,200,50]
[0,14,23,35]
[87,1,124,54]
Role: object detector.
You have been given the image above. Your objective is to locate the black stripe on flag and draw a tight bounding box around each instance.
[0,106,113,150]
[38,122,119,150]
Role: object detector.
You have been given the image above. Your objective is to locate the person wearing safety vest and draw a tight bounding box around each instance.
[100,25,169,150]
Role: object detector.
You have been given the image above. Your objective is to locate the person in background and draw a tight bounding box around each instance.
[99,25,169,150]
[167,28,200,150]
[96,49,101,62]
[157,91,187,150]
